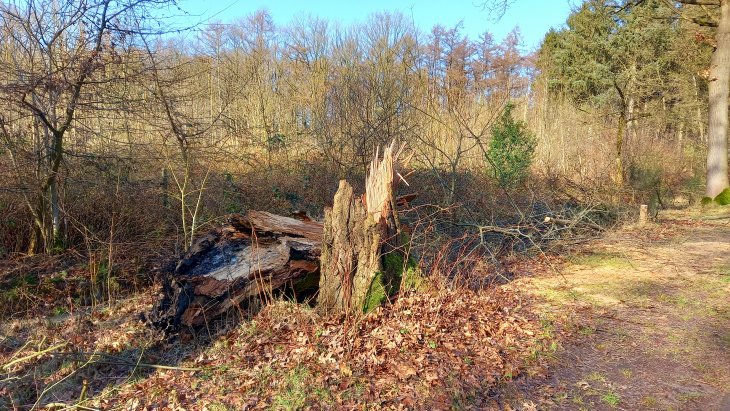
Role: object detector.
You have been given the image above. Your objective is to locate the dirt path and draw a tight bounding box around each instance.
[507,209,730,410]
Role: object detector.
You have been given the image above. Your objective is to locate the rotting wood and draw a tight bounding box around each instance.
[149,211,323,332]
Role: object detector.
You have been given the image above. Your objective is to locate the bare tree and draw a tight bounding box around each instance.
[0,0,173,253]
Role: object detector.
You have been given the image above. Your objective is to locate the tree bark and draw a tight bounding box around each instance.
[318,142,408,314]
[613,80,628,187]
[318,180,384,313]
[705,0,730,197]
[616,111,626,187]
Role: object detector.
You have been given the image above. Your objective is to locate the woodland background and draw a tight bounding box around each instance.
[3,1,730,409]
[0,0,716,307]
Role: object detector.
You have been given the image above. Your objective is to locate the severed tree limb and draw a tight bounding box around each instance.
[543,216,604,231]
[2,342,67,371]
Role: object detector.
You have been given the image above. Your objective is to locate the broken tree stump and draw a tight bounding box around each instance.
[318,142,412,314]
[317,180,383,313]
[149,211,323,332]
[149,142,416,332]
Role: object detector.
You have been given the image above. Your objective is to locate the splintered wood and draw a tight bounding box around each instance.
[365,142,410,218]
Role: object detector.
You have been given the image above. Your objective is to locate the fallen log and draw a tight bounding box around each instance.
[149,211,323,332]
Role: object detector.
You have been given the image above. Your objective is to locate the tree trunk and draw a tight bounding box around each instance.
[318,180,385,313]
[706,0,730,198]
[149,211,323,332]
[693,75,706,143]
[613,81,628,188]
[49,178,60,249]
[615,110,626,187]
[627,97,637,147]
[318,142,408,314]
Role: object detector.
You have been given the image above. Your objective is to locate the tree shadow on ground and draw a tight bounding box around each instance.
[0,291,230,410]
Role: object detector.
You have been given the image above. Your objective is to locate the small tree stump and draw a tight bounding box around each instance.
[639,204,648,226]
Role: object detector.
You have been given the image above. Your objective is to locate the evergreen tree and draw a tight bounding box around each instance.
[537,0,686,186]
[486,103,536,189]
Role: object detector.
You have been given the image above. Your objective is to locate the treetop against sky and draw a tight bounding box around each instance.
[172,0,574,50]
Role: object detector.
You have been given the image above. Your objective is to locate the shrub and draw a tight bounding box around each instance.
[486,103,537,189]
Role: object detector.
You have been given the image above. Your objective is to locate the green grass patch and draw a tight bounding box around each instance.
[272,366,331,410]
[588,371,605,382]
[601,391,620,407]
[716,265,730,283]
[578,325,596,336]
[623,279,662,296]
[535,286,583,305]
[569,252,632,269]
[657,293,690,307]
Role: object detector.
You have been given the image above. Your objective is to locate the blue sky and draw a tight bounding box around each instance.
[173,0,576,51]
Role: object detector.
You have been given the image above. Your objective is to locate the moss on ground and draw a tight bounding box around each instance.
[714,188,730,206]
